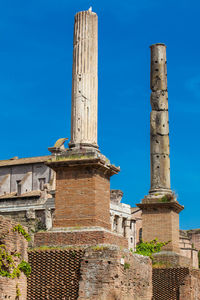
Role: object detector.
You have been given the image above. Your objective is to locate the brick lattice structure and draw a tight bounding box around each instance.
[152,268,190,300]
[27,249,84,299]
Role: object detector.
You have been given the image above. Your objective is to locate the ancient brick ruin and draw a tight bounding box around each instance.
[0,216,28,300]
[0,7,199,300]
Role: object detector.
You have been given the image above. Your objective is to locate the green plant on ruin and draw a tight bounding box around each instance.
[0,245,31,278]
[0,224,32,298]
[16,283,21,298]
[160,193,174,203]
[13,224,31,241]
[28,245,80,252]
[124,262,130,270]
[48,154,93,163]
[0,244,20,278]
[152,260,173,269]
[135,238,170,259]
[91,245,109,251]
[18,260,31,277]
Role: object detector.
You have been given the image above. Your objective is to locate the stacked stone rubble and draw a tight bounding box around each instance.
[150,44,170,194]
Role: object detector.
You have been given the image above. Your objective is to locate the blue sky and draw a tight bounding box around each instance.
[0,0,199,229]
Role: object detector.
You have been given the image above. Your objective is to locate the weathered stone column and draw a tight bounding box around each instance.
[124,219,131,238]
[110,213,115,231]
[69,10,98,149]
[117,216,123,235]
[137,44,185,256]
[150,43,170,194]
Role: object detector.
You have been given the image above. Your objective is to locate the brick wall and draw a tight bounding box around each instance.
[188,230,200,251]
[142,207,180,253]
[0,209,50,248]
[179,269,200,300]
[27,246,152,300]
[53,165,111,229]
[78,246,152,300]
[0,216,28,300]
[34,229,128,248]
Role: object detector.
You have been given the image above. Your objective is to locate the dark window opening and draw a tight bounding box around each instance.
[39,178,46,191]
[16,180,21,195]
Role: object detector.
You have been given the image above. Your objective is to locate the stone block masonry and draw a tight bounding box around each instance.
[0,216,28,300]
[78,246,152,300]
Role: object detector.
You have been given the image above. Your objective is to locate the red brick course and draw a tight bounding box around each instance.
[34,230,128,248]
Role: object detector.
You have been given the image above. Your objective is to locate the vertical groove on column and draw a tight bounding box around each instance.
[70,10,98,149]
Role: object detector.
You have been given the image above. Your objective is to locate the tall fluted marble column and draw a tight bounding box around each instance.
[149,43,170,194]
[69,10,98,149]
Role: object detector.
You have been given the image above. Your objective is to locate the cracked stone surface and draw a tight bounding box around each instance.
[69,10,98,149]
[149,44,170,193]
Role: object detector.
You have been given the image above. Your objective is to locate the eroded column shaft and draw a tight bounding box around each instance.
[70,10,98,148]
[150,44,170,192]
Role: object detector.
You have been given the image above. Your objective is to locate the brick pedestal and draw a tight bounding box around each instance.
[47,155,119,230]
[137,201,184,253]
[44,153,128,248]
